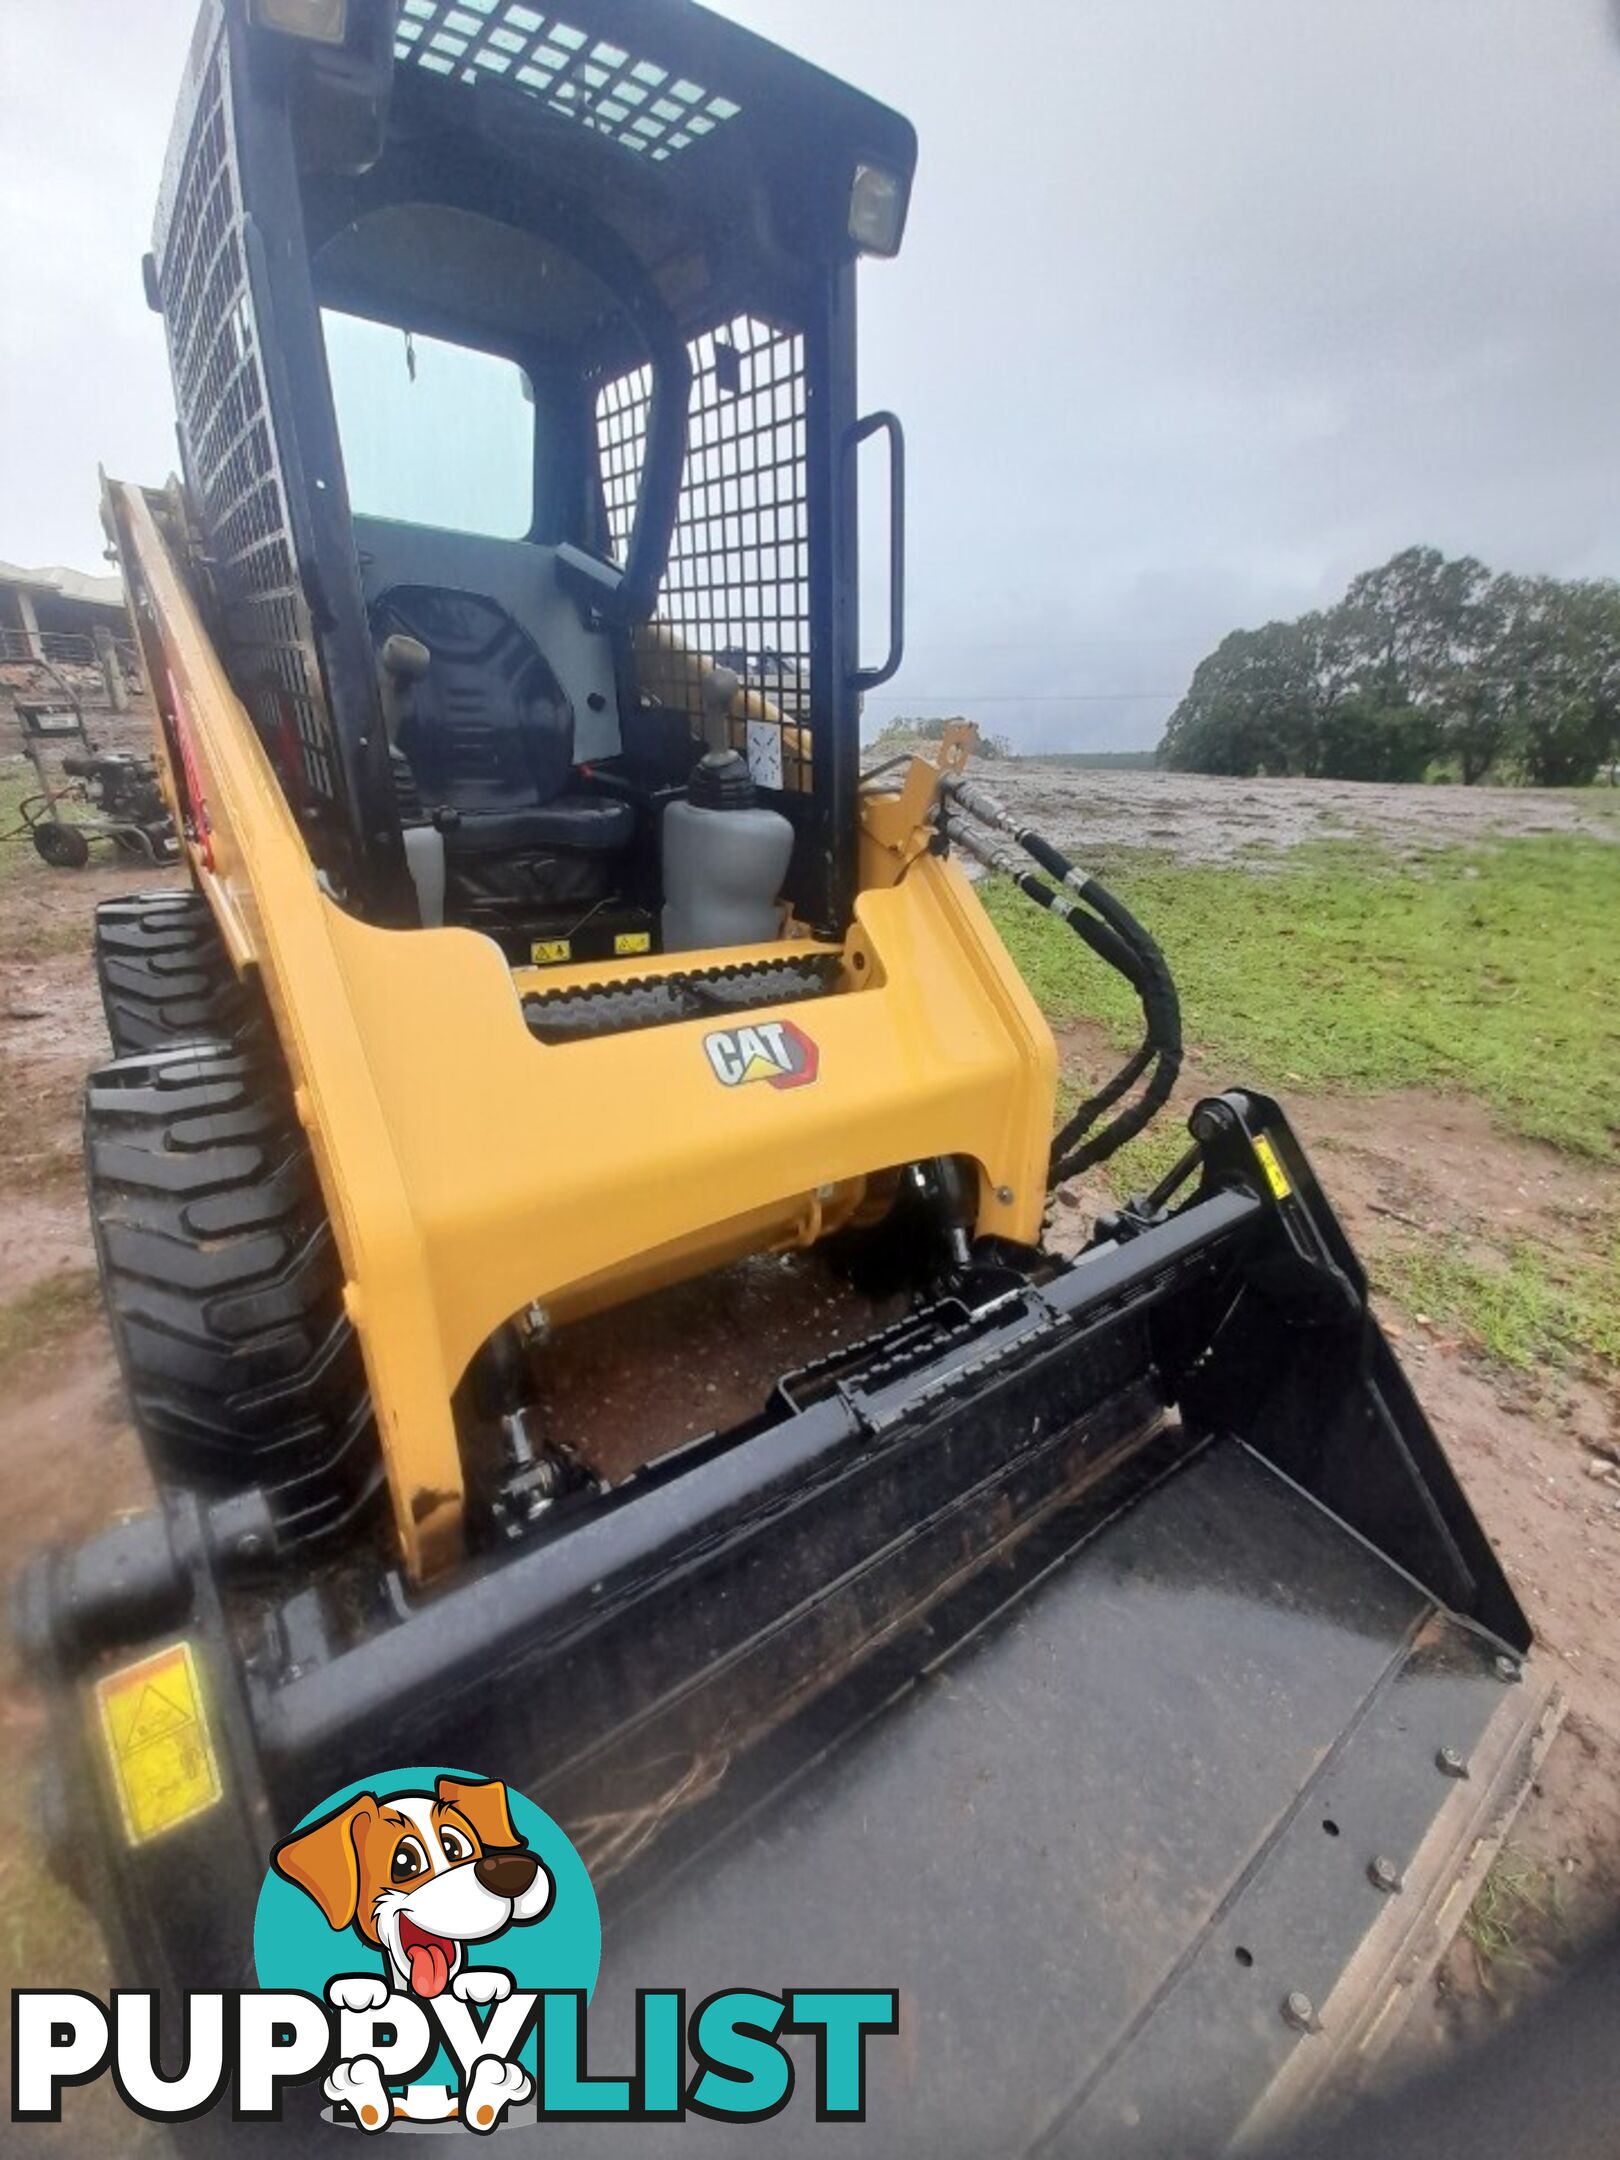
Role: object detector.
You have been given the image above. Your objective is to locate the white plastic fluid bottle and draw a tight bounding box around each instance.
[662,747,795,952]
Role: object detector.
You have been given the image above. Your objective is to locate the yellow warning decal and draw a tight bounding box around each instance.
[94,1641,223,1846]
[1252,1133,1292,1201]
[531,939,572,965]
[613,931,652,956]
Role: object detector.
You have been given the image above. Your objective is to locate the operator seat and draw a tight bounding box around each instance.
[370,585,632,928]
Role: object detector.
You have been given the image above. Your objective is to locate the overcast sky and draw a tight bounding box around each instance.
[3,1,1619,749]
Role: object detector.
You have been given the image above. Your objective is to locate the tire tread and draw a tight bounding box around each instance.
[84,1041,381,1546]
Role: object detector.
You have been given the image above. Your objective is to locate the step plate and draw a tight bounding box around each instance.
[523,950,842,1044]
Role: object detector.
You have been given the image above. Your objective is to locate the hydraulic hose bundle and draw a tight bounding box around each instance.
[938,774,1183,1188]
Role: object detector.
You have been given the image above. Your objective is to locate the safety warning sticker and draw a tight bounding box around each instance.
[746,719,784,792]
[94,1640,223,1846]
[1252,1133,1292,1201]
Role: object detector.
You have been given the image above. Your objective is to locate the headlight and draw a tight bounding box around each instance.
[848,164,906,258]
[251,0,348,44]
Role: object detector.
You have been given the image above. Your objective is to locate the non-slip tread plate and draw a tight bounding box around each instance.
[523,950,841,1043]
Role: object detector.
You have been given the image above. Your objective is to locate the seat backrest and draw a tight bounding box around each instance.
[352,516,622,765]
[370,585,574,812]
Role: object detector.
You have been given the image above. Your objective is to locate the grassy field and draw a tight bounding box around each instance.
[0,764,42,859]
[986,837,1617,1158]
[1380,1235,1619,1372]
[984,835,1620,1376]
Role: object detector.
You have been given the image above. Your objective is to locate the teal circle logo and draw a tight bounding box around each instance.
[253,1764,598,2091]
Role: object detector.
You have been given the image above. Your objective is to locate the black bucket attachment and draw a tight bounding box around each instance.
[17,1094,1551,2153]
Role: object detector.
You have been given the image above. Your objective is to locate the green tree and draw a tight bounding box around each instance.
[1498,577,1620,786]
[1334,547,1506,781]
[1339,547,1489,698]
[1432,575,1511,784]
[1159,620,1325,776]
[1316,693,1438,782]
[1161,548,1619,787]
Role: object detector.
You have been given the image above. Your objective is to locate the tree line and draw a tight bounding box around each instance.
[1158,548,1620,785]
[868,716,1014,760]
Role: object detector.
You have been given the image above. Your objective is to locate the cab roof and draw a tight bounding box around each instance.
[290,0,918,364]
[386,0,915,220]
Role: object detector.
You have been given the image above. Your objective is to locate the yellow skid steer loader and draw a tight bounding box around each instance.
[17,1,1554,2150]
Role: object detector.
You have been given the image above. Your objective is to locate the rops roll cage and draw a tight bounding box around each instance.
[148,0,918,932]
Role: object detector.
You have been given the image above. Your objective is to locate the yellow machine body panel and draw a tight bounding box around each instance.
[107,480,1058,1581]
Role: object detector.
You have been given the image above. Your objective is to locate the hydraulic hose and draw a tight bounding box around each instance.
[940,776,1184,1187]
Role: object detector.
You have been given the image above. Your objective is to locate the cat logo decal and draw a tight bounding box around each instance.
[702,1020,820,1091]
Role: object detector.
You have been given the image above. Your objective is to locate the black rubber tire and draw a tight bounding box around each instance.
[83,1041,381,1548]
[92,890,265,1057]
[34,819,90,868]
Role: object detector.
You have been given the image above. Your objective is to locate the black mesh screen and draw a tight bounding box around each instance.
[598,316,812,793]
[154,26,336,806]
[394,0,745,164]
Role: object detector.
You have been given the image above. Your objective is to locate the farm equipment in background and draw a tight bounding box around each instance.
[14,1,1556,2151]
[6,668,176,867]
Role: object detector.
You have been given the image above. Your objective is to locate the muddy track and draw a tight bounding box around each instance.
[974,762,1620,866]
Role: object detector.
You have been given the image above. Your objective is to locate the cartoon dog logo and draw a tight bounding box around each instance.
[272,1774,554,2132]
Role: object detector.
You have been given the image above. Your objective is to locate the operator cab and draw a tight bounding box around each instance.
[149,0,916,971]
[317,267,655,959]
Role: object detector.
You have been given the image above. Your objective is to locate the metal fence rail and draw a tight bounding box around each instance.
[0,627,140,673]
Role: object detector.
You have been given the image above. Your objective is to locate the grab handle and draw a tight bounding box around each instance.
[849,410,906,692]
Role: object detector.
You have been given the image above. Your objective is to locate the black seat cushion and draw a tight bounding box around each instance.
[371,585,574,813]
[442,794,634,856]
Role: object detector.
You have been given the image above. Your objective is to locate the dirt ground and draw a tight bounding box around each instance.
[984,762,1620,865]
[2,754,1617,2127]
